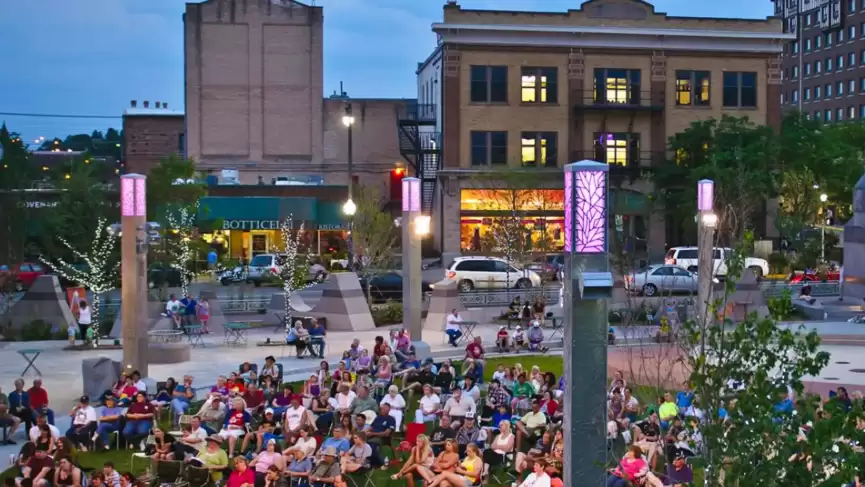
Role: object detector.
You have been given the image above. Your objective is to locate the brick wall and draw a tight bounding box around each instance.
[122,115,185,174]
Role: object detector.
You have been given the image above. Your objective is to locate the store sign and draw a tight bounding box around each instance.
[223,220,282,230]
[318,224,345,230]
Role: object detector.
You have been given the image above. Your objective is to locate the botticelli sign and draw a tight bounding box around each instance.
[222,220,346,231]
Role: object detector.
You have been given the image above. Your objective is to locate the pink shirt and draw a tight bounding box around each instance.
[226,467,254,487]
[615,457,648,480]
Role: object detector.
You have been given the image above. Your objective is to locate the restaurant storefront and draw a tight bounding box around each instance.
[458,188,649,253]
[199,196,349,261]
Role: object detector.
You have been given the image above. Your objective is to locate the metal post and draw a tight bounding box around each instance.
[563,161,613,486]
[696,180,716,347]
[344,102,355,269]
[120,174,149,377]
[821,225,826,263]
[402,178,431,359]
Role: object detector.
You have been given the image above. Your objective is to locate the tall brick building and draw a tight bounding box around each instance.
[414,0,792,260]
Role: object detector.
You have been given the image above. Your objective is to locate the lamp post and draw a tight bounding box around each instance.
[342,103,356,269]
[562,161,614,485]
[120,174,150,376]
[697,180,716,347]
[820,193,828,262]
[401,177,431,359]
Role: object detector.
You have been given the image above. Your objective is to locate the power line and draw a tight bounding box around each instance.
[0,112,121,120]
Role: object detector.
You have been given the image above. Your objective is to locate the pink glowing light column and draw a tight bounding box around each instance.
[400,177,430,358]
[120,173,149,376]
[562,160,614,486]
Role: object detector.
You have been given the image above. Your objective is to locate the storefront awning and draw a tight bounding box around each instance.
[198,196,348,230]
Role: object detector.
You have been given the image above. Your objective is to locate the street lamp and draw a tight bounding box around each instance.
[820,193,828,262]
[342,198,356,216]
[342,102,355,269]
[696,179,715,344]
[401,177,430,359]
[562,161,614,485]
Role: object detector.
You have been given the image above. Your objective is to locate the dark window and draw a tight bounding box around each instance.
[520,132,558,167]
[677,249,698,259]
[675,71,711,106]
[470,131,507,166]
[492,261,512,273]
[593,68,641,104]
[593,133,640,166]
[520,67,558,103]
[178,133,186,153]
[722,72,757,108]
[652,267,673,276]
[469,66,508,103]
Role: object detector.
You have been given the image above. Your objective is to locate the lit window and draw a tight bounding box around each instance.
[520,132,558,167]
[594,133,638,166]
[594,69,641,104]
[850,106,857,119]
[521,75,536,103]
[520,67,557,103]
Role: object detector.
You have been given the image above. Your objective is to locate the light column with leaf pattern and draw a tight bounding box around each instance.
[563,160,614,486]
[120,174,150,376]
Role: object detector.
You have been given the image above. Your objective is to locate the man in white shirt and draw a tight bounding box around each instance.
[283,397,307,444]
[442,387,476,428]
[445,309,463,347]
[172,416,208,459]
[29,413,59,442]
[414,384,441,423]
[165,294,182,327]
[65,395,98,448]
[517,459,552,487]
[131,371,147,393]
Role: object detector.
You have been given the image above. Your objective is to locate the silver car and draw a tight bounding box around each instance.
[624,264,699,297]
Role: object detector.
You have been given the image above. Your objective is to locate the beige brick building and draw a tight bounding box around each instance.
[419,0,793,261]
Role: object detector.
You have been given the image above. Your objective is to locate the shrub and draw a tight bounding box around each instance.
[767,252,790,275]
[371,300,403,326]
[767,288,795,321]
[5,319,67,341]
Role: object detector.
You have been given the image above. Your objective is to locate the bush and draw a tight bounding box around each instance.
[371,300,402,326]
[767,288,795,321]
[767,252,791,275]
[5,319,67,341]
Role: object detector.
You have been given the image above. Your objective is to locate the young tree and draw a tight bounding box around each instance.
[349,186,396,305]
[165,203,198,296]
[39,217,120,344]
[147,155,205,211]
[0,124,36,262]
[680,233,864,486]
[273,215,312,335]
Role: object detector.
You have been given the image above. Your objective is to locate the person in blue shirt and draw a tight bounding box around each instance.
[94,395,123,449]
[320,426,351,455]
[180,294,198,328]
[367,403,396,463]
[676,384,694,410]
[307,319,326,358]
[8,378,32,432]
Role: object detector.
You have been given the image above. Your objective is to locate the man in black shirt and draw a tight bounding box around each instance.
[403,362,436,393]
[633,411,661,470]
[367,403,396,465]
[241,408,278,453]
[429,414,456,455]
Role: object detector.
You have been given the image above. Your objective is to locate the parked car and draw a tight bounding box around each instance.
[147,263,192,289]
[359,272,433,303]
[246,253,328,287]
[526,254,564,281]
[788,270,841,283]
[0,262,46,291]
[445,256,542,293]
[624,264,717,297]
[664,247,769,279]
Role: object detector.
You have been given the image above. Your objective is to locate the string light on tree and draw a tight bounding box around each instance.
[275,214,314,339]
[165,203,198,297]
[39,217,120,346]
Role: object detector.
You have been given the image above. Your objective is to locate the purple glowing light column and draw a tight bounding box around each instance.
[696,179,716,334]
[401,177,430,359]
[563,160,614,487]
[120,173,150,376]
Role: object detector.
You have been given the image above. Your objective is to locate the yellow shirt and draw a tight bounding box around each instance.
[521,411,547,430]
[461,457,479,481]
[659,402,678,420]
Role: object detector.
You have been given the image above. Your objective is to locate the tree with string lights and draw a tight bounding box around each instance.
[272,215,313,338]
[39,217,119,344]
[165,203,198,297]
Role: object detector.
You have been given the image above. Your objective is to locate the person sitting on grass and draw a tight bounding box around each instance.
[527,320,548,352]
[340,432,372,474]
[632,411,662,471]
[425,442,482,487]
[53,455,82,487]
[16,446,53,487]
[516,399,547,452]
[103,461,121,487]
[319,426,351,459]
[283,425,317,459]
[517,458,552,487]
[282,396,309,445]
[150,428,176,468]
[512,326,527,352]
[495,326,510,352]
[391,433,435,487]
[219,397,252,458]
[464,337,487,383]
[429,414,456,456]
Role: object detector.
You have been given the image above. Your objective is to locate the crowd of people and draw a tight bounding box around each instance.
[1,329,720,487]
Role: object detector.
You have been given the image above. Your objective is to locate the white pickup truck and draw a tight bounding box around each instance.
[664,247,769,278]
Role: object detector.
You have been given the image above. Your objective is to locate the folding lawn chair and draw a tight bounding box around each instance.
[151,460,186,487]
[183,465,211,487]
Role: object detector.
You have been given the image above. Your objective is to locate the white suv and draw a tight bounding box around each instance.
[664,247,769,278]
[446,257,542,292]
[247,253,328,286]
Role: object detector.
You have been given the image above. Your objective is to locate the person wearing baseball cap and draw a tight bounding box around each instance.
[94,395,123,450]
[241,407,278,454]
[309,446,341,484]
[66,395,98,449]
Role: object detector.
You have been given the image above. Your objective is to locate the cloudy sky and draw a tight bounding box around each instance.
[0,0,774,143]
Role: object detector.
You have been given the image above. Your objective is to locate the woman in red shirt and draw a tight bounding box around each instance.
[539,391,559,418]
[123,392,154,445]
[225,456,255,487]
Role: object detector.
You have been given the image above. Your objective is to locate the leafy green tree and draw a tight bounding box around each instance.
[147,154,206,212]
[0,123,36,262]
[654,115,778,243]
[682,234,864,486]
[349,185,396,305]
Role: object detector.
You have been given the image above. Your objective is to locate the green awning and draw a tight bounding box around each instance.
[198,196,345,230]
[611,190,649,214]
[317,201,349,230]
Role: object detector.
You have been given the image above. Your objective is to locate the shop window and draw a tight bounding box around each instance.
[593,68,641,104]
[722,72,757,108]
[520,67,558,103]
[593,133,640,166]
[675,71,711,106]
[520,132,558,167]
[460,189,564,211]
[470,131,507,166]
[470,66,508,103]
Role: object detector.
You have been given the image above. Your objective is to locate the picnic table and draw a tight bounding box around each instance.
[183,325,205,348]
[457,321,478,345]
[547,315,564,342]
[224,322,250,346]
[18,348,43,376]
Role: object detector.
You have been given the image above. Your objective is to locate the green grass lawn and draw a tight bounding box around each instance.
[1,355,700,486]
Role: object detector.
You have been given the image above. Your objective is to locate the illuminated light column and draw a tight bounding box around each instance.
[401,177,430,359]
[121,174,149,376]
[563,160,613,486]
[697,179,717,341]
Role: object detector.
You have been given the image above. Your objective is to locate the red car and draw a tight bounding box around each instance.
[0,262,46,291]
[788,270,841,283]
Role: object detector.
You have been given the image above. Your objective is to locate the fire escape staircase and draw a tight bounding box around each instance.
[396,103,439,214]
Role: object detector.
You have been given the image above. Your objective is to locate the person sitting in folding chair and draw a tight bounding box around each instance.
[65,395,98,450]
[286,321,311,358]
[339,431,372,474]
[218,398,252,458]
[308,447,341,487]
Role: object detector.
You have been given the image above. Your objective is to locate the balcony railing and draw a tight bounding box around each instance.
[573,90,665,111]
[573,151,664,172]
[398,103,437,123]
